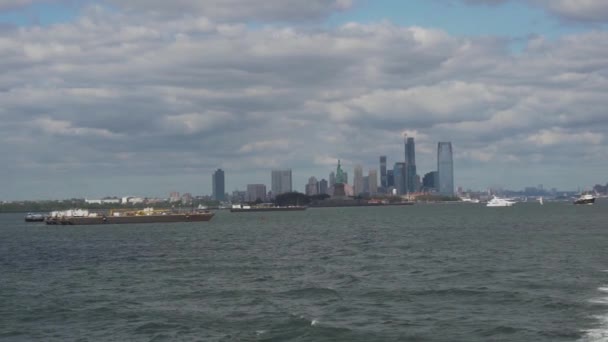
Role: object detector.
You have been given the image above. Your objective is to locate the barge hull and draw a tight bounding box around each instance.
[47,213,214,225]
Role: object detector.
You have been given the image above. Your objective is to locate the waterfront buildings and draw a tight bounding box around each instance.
[423,171,438,191]
[246,184,267,202]
[271,169,292,197]
[380,156,387,189]
[393,162,407,195]
[329,171,336,186]
[306,177,319,196]
[319,179,329,195]
[405,137,418,193]
[212,169,225,201]
[437,142,454,196]
[353,165,364,196]
[368,169,378,195]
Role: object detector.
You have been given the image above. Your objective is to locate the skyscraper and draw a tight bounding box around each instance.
[353,165,364,196]
[329,171,336,186]
[368,169,378,195]
[393,162,406,195]
[380,156,387,188]
[319,179,329,195]
[437,142,454,196]
[387,170,394,188]
[212,169,225,201]
[305,177,319,196]
[423,171,438,191]
[404,136,417,193]
[271,169,292,197]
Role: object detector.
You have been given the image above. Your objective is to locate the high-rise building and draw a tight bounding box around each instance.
[246,184,267,202]
[363,176,369,194]
[329,171,336,186]
[319,179,329,195]
[393,162,406,195]
[437,142,454,196]
[212,169,225,201]
[380,156,387,188]
[404,136,418,193]
[169,192,180,203]
[387,170,394,187]
[353,165,364,195]
[343,172,348,185]
[271,169,292,197]
[422,171,438,191]
[368,169,378,195]
[305,177,319,196]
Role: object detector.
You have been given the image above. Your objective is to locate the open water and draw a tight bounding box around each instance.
[1,202,608,341]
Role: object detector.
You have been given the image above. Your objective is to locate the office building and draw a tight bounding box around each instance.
[380,156,387,188]
[212,169,225,201]
[319,179,329,195]
[329,171,336,186]
[246,184,267,202]
[368,169,378,195]
[393,162,406,195]
[305,177,319,196]
[423,171,438,191]
[271,169,292,197]
[405,136,418,193]
[437,142,454,196]
[387,170,394,187]
[353,165,364,196]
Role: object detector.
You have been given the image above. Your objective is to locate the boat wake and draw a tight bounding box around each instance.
[581,287,608,341]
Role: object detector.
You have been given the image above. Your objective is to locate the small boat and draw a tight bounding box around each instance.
[460,197,481,204]
[574,193,596,205]
[25,213,46,222]
[539,197,544,205]
[486,196,515,207]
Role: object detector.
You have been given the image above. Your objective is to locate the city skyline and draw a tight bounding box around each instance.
[2,1,608,200]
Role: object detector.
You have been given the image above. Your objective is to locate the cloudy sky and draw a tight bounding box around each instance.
[1,0,608,200]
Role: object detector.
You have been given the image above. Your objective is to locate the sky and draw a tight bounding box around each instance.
[1,0,608,200]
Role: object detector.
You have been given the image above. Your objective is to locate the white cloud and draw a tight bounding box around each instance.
[1,10,608,198]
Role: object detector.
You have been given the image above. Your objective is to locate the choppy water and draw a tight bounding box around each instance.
[1,202,608,341]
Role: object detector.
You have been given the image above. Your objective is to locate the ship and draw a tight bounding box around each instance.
[230,204,307,212]
[486,196,516,207]
[574,193,596,205]
[25,213,46,222]
[45,208,214,225]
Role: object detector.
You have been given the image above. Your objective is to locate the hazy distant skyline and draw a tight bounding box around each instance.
[1,0,608,200]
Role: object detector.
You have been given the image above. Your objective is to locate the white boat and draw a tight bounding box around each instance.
[574,193,595,205]
[539,197,544,205]
[486,196,516,207]
[460,197,481,204]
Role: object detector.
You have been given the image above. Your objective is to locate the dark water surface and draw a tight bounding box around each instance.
[1,202,608,341]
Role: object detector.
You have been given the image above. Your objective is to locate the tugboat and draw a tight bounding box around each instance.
[25,213,46,222]
[574,193,596,205]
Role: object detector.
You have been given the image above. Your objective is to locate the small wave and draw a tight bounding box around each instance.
[281,287,341,299]
[580,287,608,341]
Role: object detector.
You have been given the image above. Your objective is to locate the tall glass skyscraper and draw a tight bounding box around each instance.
[405,137,417,193]
[212,169,225,201]
[437,142,454,196]
[380,156,387,188]
[393,162,406,195]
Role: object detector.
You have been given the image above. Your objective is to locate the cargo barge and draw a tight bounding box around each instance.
[46,208,214,225]
[230,204,307,212]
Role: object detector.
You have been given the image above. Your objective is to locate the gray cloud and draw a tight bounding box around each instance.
[1,9,607,199]
[104,0,353,22]
[455,0,608,23]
